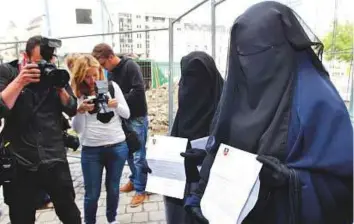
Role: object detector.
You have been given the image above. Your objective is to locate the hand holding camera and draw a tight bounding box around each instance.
[108,99,118,108]
[77,99,95,114]
[15,64,41,88]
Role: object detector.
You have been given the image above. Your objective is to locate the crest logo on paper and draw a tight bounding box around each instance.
[223,147,229,156]
[152,138,156,145]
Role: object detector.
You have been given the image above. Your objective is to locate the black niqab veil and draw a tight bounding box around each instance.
[171,51,224,141]
[166,51,223,224]
[193,1,327,222]
[207,1,324,159]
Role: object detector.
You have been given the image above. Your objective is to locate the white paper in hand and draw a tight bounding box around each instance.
[146,135,188,199]
[200,144,262,224]
[190,136,209,150]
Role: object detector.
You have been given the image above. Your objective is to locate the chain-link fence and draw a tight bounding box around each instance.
[0,0,353,131]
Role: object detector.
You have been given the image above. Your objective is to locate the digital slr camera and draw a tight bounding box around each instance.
[31,37,70,89]
[85,80,114,124]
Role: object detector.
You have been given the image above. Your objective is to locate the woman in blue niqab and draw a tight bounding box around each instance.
[185,2,353,224]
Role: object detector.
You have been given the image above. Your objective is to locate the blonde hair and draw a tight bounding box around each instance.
[65,53,81,72]
[71,54,105,97]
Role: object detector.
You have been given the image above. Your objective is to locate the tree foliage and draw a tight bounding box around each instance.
[322,22,353,62]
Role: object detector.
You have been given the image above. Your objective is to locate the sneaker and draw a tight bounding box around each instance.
[120,181,134,193]
[130,193,147,207]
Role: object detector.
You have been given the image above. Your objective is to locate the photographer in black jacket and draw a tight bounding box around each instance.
[0,35,81,223]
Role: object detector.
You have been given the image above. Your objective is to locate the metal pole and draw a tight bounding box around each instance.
[168,19,174,133]
[44,0,51,36]
[211,0,216,59]
[215,0,227,6]
[14,36,19,59]
[349,25,354,121]
[0,28,170,44]
[350,69,353,121]
[172,0,209,24]
[15,42,19,59]
[101,0,105,42]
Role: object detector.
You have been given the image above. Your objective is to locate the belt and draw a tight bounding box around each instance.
[82,142,120,149]
[102,143,119,148]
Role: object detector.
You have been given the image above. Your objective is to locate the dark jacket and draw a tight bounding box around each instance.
[108,57,147,119]
[0,60,77,171]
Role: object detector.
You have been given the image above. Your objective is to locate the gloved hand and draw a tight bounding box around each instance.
[142,166,152,174]
[180,148,207,182]
[180,148,207,166]
[142,161,152,174]
[185,205,209,224]
[256,155,291,187]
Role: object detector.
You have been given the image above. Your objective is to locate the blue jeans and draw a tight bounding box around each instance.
[81,142,128,224]
[127,116,149,194]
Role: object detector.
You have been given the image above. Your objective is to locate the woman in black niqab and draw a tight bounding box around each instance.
[184,2,353,224]
[164,51,224,224]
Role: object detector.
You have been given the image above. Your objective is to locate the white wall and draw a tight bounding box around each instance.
[46,0,111,54]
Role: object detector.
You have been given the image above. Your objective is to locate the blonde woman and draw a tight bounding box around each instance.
[71,55,130,224]
[65,53,81,72]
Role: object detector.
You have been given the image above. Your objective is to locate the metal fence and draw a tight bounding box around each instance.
[0,29,171,136]
[0,0,353,134]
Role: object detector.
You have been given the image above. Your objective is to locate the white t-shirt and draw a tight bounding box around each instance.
[72,81,130,147]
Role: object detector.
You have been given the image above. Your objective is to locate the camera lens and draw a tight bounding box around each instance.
[50,69,70,88]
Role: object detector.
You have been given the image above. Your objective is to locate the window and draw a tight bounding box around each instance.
[145,16,149,22]
[152,16,165,22]
[136,15,141,19]
[75,9,92,24]
[137,25,141,29]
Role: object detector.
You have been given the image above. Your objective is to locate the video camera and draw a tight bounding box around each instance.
[35,37,70,89]
[61,115,80,151]
[85,80,114,124]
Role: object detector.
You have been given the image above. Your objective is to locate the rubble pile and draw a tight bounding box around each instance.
[146,84,178,134]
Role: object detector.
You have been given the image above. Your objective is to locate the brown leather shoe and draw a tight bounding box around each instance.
[120,181,134,193]
[130,193,147,207]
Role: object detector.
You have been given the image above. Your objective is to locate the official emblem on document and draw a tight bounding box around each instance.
[223,147,229,156]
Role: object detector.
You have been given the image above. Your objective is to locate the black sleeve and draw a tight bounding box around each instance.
[193,151,217,198]
[124,61,145,106]
[0,64,16,118]
[61,85,77,117]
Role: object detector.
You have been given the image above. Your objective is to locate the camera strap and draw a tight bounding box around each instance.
[31,92,50,117]
[108,81,115,99]
[19,90,51,136]
[108,81,137,136]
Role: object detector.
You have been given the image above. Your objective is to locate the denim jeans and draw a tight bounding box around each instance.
[81,142,128,224]
[127,116,149,194]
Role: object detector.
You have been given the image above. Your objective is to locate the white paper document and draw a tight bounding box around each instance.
[200,144,263,224]
[145,135,188,199]
[190,136,209,150]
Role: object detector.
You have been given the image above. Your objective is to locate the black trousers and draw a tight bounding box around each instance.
[3,161,81,224]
